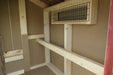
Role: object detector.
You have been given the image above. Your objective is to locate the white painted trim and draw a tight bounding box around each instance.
[36,39,104,75]
[64,24,72,75]
[47,63,64,75]
[7,69,24,75]
[28,34,44,40]
[30,63,46,70]
[5,55,23,63]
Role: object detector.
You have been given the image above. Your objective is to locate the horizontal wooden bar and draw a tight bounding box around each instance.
[36,39,104,75]
[28,34,44,40]
[5,55,23,63]
[4,49,23,58]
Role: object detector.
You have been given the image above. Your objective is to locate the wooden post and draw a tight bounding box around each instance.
[104,0,113,75]
[18,0,30,71]
[64,24,72,75]
[44,11,50,64]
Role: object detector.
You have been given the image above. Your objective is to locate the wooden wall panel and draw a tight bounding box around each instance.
[0,0,12,51]
[26,0,44,35]
[50,0,110,74]
[26,0,45,66]
[29,40,45,66]
[72,0,110,64]
[9,0,22,50]
[5,60,24,73]
[50,24,64,72]
[71,0,110,75]
[71,63,94,75]
[0,0,22,51]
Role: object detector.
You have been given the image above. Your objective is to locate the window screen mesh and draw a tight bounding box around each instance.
[51,2,90,22]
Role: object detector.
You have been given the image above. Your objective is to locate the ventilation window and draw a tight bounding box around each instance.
[58,3,88,21]
[51,0,98,24]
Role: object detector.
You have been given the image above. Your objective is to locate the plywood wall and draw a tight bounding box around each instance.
[0,0,23,73]
[9,0,22,50]
[50,24,64,72]
[72,0,110,64]
[50,0,110,74]
[6,60,24,73]
[0,0,13,51]
[26,0,45,66]
[0,0,45,73]
[0,0,22,51]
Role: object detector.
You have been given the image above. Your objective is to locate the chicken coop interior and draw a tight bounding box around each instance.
[0,0,112,75]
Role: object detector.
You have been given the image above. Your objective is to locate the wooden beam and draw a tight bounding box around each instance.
[18,0,30,71]
[30,0,48,8]
[4,50,23,58]
[36,39,104,75]
[64,24,72,75]
[28,34,44,40]
[5,55,23,63]
[44,11,50,63]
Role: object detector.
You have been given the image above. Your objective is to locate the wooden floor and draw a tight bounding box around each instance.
[21,66,55,75]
